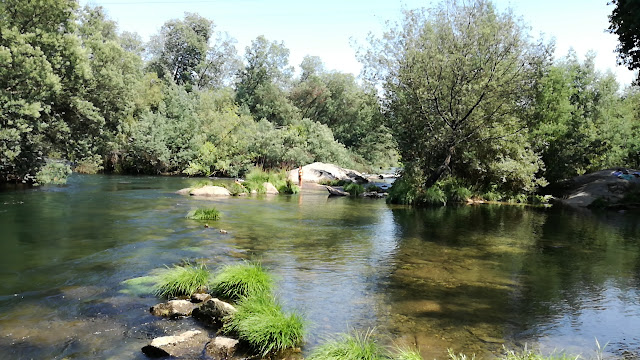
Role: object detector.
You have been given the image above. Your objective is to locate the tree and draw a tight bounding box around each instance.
[362,0,548,191]
[608,0,640,80]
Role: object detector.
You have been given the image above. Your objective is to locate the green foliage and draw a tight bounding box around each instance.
[386,175,422,205]
[154,263,211,298]
[278,179,300,194]
[308,329,386,360]
[394,347,423,360]
[224,292,305,356]
[482,191,504,202]
[74,155,104,174]
[186,207,221,220]
[344,182,365,197]
[211,262,274,301]
[447,349,476,360]
[608,0,640,78]
[226,182,248,195]
[366,185,385,193]
[362,0,548,192]
[35,162,72,185]
[423,187,447,206]
[508,194,529,204]
[320,179,351,187]
[438,178,472,203]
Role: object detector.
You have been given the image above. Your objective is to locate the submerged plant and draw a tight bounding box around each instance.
[308,329,386,360]
[211,262,274,301]
[154,263,211,298]
[186,207,221,220]
[224,292,305,356]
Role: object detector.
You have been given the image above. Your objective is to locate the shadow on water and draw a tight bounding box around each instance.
[2,175,640,358]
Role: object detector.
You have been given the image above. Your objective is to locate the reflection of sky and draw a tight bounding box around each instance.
[519,281,640,357]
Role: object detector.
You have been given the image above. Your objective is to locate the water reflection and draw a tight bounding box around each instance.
[1,176,640,358]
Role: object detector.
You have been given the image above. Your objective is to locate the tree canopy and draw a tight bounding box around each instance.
[608,0,640,80]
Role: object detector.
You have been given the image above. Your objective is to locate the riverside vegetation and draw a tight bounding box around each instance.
[3,0,640,207]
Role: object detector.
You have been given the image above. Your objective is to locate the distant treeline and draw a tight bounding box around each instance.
[1,0,639,198]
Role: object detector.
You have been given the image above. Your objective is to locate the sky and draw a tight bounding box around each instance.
[79,0,637,86]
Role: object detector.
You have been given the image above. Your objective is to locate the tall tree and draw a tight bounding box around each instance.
[608,0,640,81]
[362,0,549,191]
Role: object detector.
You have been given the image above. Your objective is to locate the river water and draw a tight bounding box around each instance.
[1,174,640,359]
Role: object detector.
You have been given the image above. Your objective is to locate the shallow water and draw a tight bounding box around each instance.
[1,175,640,359]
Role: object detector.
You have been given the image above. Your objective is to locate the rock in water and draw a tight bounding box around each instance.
[288,162,367,184]
[142,330,209,358]
[176,187,192,195]
[206,336,240,358]
[192,298,237,327]
[150,299,199,318]
[191,293,213,303]
[326,186,349,196]
[262,182,279,195]
[189,185,231,197]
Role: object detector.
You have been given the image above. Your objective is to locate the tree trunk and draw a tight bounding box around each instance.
[425,145,455,188]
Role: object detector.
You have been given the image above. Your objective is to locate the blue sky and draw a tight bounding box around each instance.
[80,0,636,86]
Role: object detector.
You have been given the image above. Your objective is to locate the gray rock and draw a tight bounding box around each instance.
[176,187,192,195]
[288,162,367,184]
[192,298,237,327]
[150,300,199,318]
[191,293,213,303]
[190,185,231,197]
[141,330,209,358]
[263,182,279,195]
[206,336,240,359]
[326,186,349,196]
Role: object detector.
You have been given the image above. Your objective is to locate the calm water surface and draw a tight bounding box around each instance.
[1,174,640,359]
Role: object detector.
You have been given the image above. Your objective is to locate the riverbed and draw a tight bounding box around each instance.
[1,174,640,359]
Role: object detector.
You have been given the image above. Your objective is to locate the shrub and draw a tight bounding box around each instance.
[244,167,289,193]
[154,263,210,298]
[482,191,503,202]
[74,155,104,174]
[344,182,365,197]
[224,292,305,356]
[278,179,300,194]
[422,186,447,206]
[308,329,386,360]
[186,208,221,220]
[365,185,385,193]
[447,186,472,203]
[35,162,72,185]
[507,194,529,204]
[387,175,420,205]
[211,262,274,301]
[319,179,351,187]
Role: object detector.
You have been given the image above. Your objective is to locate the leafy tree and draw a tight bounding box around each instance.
[147,13,213,86]
[362,0,548,191]
[0,0,103,182]
[608,0,640,80]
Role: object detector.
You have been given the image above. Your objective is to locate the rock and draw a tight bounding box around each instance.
[206,336,240,358]
[362,192,387,198]
[176,187,192,195]
[288,162,368,184]
[557,169,640,208]
[150,300,199,318]
[326,186,349,196]
[141,330,210,358]
[263,182,279,195]
[191,293,213,303]
[190,185,231,197]
[219,229,228,234]
[192,298,236,327]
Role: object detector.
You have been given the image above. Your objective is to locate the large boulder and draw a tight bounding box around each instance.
[206,336,240,358]
[263,182,279,195]
[288,162,367,184]
[192,298,236,327]
[326,186,349,196]
[557,169,640,208]
[150,300,199,318]
[190,185,231,197]
[142,330,210,358]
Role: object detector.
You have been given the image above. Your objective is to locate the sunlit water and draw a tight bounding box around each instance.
[1,174,640,359]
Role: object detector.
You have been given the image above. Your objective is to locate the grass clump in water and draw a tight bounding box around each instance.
[154,263,211,298]
[224,292,305,356]
[211,262,274,301]
[186,207,221,220]
[344,182,365,197]
[244,167,289,193]
[394,347,424,360]
[308,329,386,360]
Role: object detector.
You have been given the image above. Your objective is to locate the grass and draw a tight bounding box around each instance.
[186,207,221,220]
[308,329,386,360]
[224,292,305,356]
[319,179,352,187]
[278,179,300,194]
[394,347,424,360]
[344,182,365,196]
[423,186,447,206]
[211,262,274,301]
[154,263,211,298]
[244,167,289,193]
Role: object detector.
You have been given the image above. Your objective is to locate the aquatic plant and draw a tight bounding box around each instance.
[244,167,290,193]
[211,262,274,301]
[308,329,386,360]
[278,179,300,194]
[186,207,221,220]
[154,263,211,298]
[344,182,365,196]
[226,182,247,195]
[224,292,305,356]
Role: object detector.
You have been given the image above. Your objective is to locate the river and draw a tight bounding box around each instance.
[1,174,640,359]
